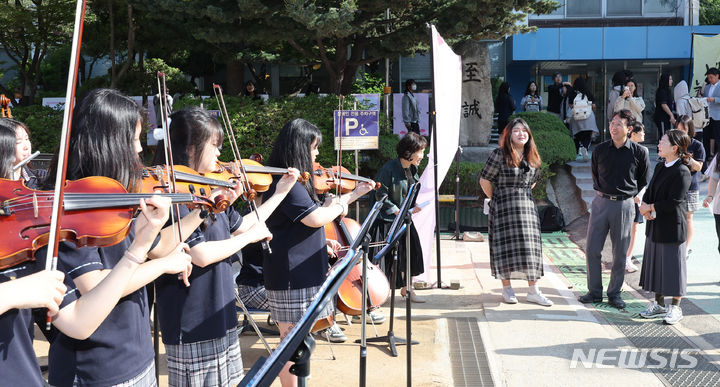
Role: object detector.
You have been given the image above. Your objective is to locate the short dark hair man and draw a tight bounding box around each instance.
[578,109,650,309]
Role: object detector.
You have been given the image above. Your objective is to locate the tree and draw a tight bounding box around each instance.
[151,0,558,94]
[0,0,75,105]
[700,0,720,25]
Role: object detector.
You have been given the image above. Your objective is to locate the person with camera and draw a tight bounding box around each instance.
[614,79,645,124]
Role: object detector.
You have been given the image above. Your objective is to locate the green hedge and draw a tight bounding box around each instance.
[11,105,63,154]
[439,161,485,197]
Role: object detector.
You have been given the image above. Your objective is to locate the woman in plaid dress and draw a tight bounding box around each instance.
[479,118,553,306]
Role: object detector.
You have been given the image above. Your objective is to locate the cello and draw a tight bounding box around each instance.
[325,217,390,316]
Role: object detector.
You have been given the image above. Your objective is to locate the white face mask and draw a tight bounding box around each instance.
[411,84,417,91]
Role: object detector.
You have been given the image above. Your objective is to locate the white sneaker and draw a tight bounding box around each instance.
[527,291,553,306]
[663,305,683,325]
[639,301,666,318]
[581,147,589,162]
[625,260,639,273]
[502,287,518,304]
[325,323,347,342]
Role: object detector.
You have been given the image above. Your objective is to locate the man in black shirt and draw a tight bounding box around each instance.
[579,109,650,309]
[547,72,571,118]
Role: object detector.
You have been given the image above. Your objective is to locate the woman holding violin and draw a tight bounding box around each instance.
[371,132,427,303]
[153,107,299,386]
[36,88,194,386]
[0,90,190,386]
[264,118,373,387]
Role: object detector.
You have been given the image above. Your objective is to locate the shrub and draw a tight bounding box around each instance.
[511,111,569,133]
[11,105,64,153]
[439,161,484,196]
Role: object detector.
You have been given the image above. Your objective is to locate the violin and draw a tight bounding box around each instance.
[0,176,213,270]
[312,162,380,194]
[324,217,390,316]
[212,160,310,193]
[141,165,233,213]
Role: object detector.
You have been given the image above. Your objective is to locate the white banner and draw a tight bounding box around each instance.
[412,26,462,282]
[691,34,720,96]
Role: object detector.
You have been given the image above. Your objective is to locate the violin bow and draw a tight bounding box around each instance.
[44,0,87,330]
[156,72,190,286]
[336,95,344,199]
[212,84,272,254]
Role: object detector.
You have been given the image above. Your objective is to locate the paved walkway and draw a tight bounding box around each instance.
[32,228,720,386]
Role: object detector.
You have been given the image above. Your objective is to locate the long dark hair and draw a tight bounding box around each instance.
[676,114,695,138]
[499,118,541,169]
[573,77,590,100]
[156,107,224,170]
[495,82,510,106]
[524,81,539,98]
[0,121,17,179]
[44,88,144,192]
[612,71,626,88]
[658,72,672,93]
[268,118,322,202]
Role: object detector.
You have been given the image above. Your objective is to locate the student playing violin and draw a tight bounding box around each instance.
[35,88,193,386]
[0,118,45,187]
[153,107,299,386]
[264,118,374,387]
[0,95,187,386]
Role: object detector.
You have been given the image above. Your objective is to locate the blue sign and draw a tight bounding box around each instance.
[333,110,379,150]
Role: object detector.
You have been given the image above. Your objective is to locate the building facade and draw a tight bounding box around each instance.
[505,0,720,141]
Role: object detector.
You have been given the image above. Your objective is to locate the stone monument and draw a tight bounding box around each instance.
[455,40,493,147]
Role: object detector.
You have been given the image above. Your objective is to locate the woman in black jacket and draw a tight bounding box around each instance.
[638,129,691,325]
[494,82,515,136]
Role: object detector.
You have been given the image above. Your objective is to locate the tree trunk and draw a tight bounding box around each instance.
[339,63,361,95]
[226,59,244,95]
[109,0,116,86]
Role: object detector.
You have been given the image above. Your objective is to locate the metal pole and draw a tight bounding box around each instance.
[385,8,391,133]
[405,218,413,387]
[428,26,442,288]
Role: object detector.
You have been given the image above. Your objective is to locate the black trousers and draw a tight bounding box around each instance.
[715,214,720,255]
[408,122,420,134]
[574,131,593,152]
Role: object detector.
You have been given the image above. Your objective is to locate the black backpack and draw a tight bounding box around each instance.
[540,205,565,232]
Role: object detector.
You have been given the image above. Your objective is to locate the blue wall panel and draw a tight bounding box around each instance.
[512,28,559,61]
[647,26,691,59]
[603,27,646,59]
[511,26,720,63]
[559,28,603,60]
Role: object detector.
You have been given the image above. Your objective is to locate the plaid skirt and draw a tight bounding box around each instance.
[488,186,544,281]
[686,190,700,212]
[74,362,156,387]
[165,328,243,387]
[237,284,270,310]
[266,285,334,324]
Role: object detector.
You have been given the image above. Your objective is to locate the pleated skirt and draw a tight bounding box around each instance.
[639,238,687,297]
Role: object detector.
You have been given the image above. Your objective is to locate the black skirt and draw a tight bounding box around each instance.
[370,219,424,289]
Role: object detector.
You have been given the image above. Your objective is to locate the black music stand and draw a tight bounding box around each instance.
[239,199,385,387]
[364,183,421,357]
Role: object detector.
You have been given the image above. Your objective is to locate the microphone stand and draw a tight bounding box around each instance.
[452,146,463,240]
[358,234,371,387]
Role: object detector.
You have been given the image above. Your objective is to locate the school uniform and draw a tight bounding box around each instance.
[155,205,244,387]
[639,159,691,297]
[40,231,157,387]
[263,178,333,324]
[0,258,46,386]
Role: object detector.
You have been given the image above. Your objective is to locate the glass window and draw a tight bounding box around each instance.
[566,0,601,17]
[607,0,642,16]
[644,0,678,14]
[549,0,565,15]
